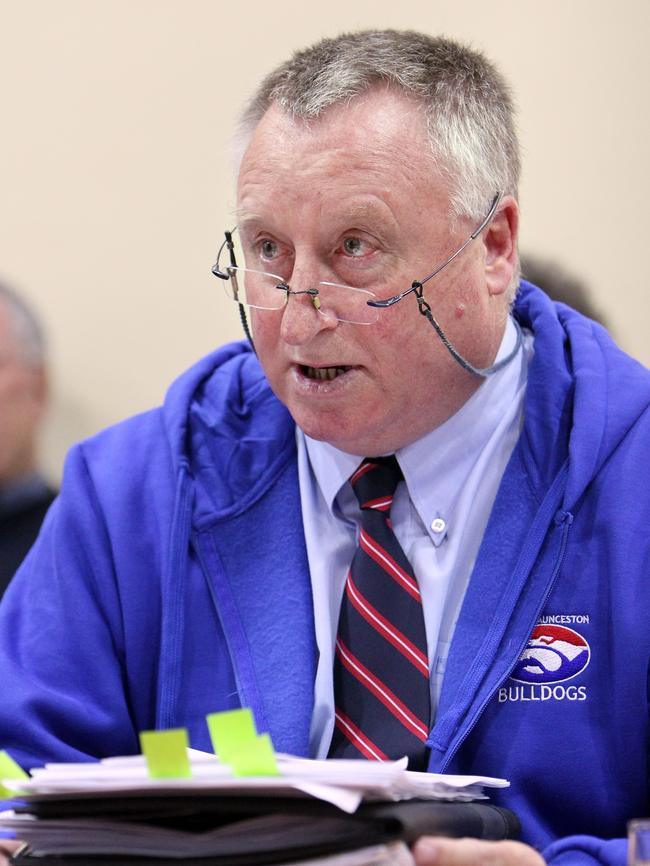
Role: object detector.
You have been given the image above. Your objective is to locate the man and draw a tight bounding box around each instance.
[0,30,647,866]
[0,284,55,596]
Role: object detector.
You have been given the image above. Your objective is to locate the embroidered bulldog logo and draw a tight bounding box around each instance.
[511,624,590,685]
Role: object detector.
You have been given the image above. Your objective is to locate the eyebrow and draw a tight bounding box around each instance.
[233,202,397,236]
[339,202,393,225]
[233,208,263,227]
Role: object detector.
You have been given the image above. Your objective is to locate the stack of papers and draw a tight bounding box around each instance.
[2,750,507,813]
[0,752,511,865]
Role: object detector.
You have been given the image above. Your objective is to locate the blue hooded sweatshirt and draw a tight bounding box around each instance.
[0,283,649,866]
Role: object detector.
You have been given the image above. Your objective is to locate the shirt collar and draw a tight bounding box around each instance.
[303,316,525,516]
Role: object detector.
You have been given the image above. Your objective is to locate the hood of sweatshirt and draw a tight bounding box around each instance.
[514,281,650,512]
[161,340,296,528]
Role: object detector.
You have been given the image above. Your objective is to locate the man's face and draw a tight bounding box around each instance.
[236,89,515,455]
[0,303,46,484]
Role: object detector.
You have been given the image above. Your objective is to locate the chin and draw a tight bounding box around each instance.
[291,409,362,454]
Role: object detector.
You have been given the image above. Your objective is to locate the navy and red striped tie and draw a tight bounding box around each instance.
[328,456,431,770]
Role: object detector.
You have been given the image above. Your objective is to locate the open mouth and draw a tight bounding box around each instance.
[301,365,351,381]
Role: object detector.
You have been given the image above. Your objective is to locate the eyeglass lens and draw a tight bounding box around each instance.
[223,267,379,325]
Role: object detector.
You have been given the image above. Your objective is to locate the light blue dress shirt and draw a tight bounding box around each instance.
[296,317,534,758]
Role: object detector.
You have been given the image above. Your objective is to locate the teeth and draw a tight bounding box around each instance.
[304,366,349,381]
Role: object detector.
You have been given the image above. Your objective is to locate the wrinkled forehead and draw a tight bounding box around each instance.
[235,85,430,164]
[235,89,448,220]
[243,89,438,169]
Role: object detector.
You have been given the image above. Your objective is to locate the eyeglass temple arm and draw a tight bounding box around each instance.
[211,229,238,279]
[366,193,502,309]
[211,229,257,354]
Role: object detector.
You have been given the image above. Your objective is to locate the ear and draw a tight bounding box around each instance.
[483,195,519,297]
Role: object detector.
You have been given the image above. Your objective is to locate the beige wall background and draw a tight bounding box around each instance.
[2,0,648,482]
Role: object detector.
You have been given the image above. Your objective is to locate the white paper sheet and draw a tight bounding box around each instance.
[2,750,508,816]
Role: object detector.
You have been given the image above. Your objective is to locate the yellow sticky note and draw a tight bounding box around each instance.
[206,709,279,776]
[206,708,257,763]
[139,728,191,779]
[231,733,279,777]
[0,750,28,799]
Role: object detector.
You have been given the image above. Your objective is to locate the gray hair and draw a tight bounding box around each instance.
[237,30,520,222]
[0,282,46,367]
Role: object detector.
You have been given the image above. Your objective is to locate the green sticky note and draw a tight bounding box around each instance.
[139,728,191,779]
[0,750,29,798]
[206,708,257,762]
[206,709,279,777]
[231,733,279,777]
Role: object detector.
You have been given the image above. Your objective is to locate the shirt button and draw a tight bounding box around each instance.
[431,517,446,534]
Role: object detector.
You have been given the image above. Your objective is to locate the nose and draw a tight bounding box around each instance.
[279,263,338,346]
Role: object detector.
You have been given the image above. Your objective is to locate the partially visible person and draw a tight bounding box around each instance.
[0,283,56,596]
[520,253,608,327]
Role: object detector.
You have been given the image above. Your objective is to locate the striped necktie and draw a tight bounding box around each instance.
[328,456,431,770]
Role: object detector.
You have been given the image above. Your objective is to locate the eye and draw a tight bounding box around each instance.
[342,236,366,257]
[260,238,278,260]
[246,234,292,278]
